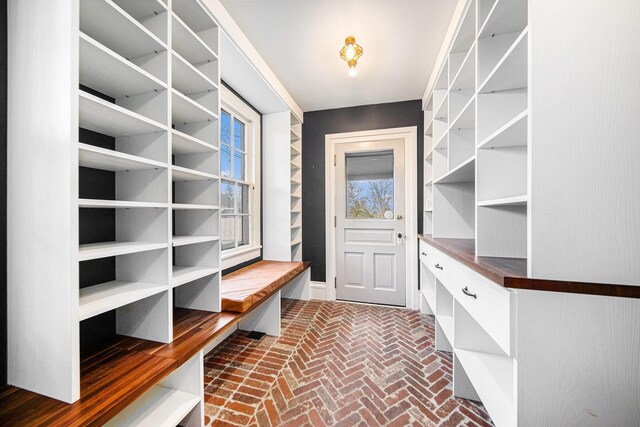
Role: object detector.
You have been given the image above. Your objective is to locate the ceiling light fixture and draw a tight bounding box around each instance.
[340,36,363,78]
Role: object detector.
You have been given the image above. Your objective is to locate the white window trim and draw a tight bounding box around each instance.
[220,85,262,269]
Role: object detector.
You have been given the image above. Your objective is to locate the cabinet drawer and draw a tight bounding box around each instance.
[429,247,450,285]
[419,240,430,266]
[453,266,515,356]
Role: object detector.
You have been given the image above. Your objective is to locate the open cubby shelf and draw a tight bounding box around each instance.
[79,143,167,172]
[172,51,219,96]
[68,1,224,417]
[424,0,528,259]
[80,0,168,62]
[79,280,167,321]
[79,91,167,137]
[79,32,167,99]
[171,13,218,67]
[78,241,168,261]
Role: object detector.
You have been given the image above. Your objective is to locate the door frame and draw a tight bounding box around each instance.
[325,126,418,309]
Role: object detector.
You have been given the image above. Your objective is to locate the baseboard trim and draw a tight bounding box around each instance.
[309,281,327,300]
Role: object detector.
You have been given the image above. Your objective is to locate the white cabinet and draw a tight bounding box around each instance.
[419,237,640,426]
[420,0,640,423]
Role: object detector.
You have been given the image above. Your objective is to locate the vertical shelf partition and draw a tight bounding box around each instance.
[290,114,303,261]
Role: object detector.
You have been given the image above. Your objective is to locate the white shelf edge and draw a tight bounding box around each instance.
[79,31,168,96]
[422,289,436,313]
[448,95,476,131]
[79,199,168,209]
[432,132,448,151]
[171,88,219,123]
[83,0,168,57]
[171,129,219,154]
[105,384,201,427]
[477,109,528,150]
[171,11,218,61]
[477,0,501,38]
[172,235,220,247]
[78,241,168,261]
[79,90,168,137]
[434,156,475,185]
[172,203,219,210]
[171,165,218,181]
[79,143,167,171]
[172,266,220,288]
[477,195,528,207]
[449,40,477,91]
[79,280,167,321]
[455,348,515,426]
[478,27,529,94]
[433,93,449,121]
[437,315,454,343]
[172,50,219,91]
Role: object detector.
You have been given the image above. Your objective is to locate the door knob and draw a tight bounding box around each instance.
[397,232,403,239]
[396,214,403,220]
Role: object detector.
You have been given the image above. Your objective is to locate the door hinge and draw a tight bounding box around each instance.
[334,216,336,227]
[334,277,337,288]
[334,154,336,166]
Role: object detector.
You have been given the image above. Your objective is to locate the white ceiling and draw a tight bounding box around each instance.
[220,0,458,112]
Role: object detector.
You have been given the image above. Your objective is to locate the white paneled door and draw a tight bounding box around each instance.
[335,140,406,306]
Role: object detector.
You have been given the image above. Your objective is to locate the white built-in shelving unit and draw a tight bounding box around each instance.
[8,1,221,420]
[424,0,528,249]
[421,0,640,426]
[290,114,303,261]
[263,110,304,262]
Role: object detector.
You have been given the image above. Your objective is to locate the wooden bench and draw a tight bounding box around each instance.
[0,261,311,426]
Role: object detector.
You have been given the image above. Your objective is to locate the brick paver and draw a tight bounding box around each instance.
[203,300,493,426]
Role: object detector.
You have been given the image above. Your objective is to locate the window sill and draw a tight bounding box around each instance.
[221,245,262,270]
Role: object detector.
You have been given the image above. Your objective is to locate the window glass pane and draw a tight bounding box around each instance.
[236,216,250,247]
[233,118,244,151]
[233,152,244,180]
[221,180,235,214]
[221,110,231,147]
[238,184,249,214]
[345,151,394,219]
[221,144,231,177]
[221,216,235,250]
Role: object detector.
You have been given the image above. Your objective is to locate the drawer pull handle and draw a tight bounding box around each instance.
[435,263,443,270]
[421,251,427,256]
[462,287,477,299]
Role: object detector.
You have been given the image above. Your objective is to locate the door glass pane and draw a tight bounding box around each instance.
[233,118,244,150]
[345,150,394,219]
[221,180,235,214]
[221,216,235,250]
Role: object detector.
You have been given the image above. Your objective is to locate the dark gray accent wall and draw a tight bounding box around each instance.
[1,0,7,386]
[302,100,424,283]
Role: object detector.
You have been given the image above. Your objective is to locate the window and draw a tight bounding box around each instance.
[220,86,261,268]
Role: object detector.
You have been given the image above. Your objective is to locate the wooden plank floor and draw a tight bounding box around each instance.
[0,261,310,426]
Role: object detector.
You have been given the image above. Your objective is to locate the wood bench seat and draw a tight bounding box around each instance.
[0,261,311,426]
[221,261,311,312]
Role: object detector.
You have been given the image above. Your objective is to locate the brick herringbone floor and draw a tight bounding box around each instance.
[203,300,493,427]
